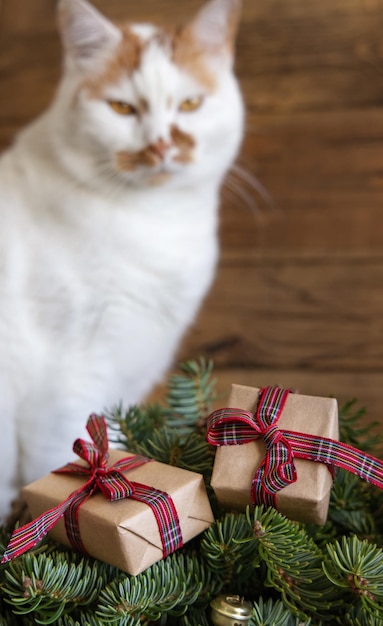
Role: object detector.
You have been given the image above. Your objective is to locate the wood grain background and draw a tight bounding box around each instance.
[1,0,383,425]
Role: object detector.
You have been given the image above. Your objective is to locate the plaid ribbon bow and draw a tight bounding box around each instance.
[2,415,183,563]
[207,386,383,508]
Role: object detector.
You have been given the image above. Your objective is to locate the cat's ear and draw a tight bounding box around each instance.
[58,0,122,71]
[188,0,241,57]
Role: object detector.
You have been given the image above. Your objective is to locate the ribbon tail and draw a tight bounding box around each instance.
[284,431,383,489]
[86,414,109,459]
[1,498,71,563]
[1,475,96,564]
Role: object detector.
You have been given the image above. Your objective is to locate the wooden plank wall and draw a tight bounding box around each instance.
[1,0,383,424]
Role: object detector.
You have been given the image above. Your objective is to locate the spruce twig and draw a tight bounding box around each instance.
[252,596,310,626]
[106,403,169,452]
[135,426,213,478]
[165,358,217,436]
[95,554,215,624]
[245,507,341,621]
[323,536,383,620]
[2,551,107,624]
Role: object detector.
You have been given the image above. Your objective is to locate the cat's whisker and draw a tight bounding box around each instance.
[224,173,261,214]
[230,163,276,210]
[224,162,274,217]
[93,156,131,198]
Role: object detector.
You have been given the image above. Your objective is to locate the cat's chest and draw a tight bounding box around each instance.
[5,187,218,334]
[43,188,216,282]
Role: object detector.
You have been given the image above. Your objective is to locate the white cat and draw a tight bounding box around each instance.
[0,0,244,520]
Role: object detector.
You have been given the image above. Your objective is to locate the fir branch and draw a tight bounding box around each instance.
[106,403,169,452]
[243,507,341,621]
[323,536,383,619]
[95,554,207,624]
[2,551,106,624]
[135,426,213,477]
[200,511,261,590]
[165,358,216,437]
[252,596,312,626]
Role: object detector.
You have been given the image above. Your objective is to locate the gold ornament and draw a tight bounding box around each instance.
[210,594,253,626]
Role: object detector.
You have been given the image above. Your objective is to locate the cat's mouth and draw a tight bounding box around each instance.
[116,148,171,173]
[115,125,196,181]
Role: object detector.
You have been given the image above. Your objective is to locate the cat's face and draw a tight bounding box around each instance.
[56,0,244,189]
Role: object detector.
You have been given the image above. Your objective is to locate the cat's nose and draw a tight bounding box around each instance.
[148,138,171,160]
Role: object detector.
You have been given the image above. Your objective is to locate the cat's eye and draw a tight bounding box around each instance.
[179,96,204,113]
[108,101,137,116]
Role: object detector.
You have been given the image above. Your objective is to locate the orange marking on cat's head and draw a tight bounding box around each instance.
[172,27,217,92]
[83,26,143,97]
[172,0,241,91]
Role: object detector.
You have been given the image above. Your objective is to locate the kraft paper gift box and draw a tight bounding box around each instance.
[22,449,214,575]
[210,384,339,525]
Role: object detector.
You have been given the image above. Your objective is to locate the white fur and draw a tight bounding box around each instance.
[0,0,244,519]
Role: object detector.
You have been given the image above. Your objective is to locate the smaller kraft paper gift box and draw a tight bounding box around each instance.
[2,415,214,575]
[207,385,339,525]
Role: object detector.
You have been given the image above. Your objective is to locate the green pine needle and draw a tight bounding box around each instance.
[200,510,261,590]
[95,554,211,624]
[252,596,310,626]
[135,426,214,477]
[323,536,383,619]
[106,403,169,452]
[165,358,217,437]
[2,551,105,624]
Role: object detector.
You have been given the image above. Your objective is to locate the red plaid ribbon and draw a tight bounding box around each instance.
[207,386,383,508]
[2,415,183,564]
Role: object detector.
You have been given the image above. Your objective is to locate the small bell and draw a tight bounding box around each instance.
[210,594,253,626]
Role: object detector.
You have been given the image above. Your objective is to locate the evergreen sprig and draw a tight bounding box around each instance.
[200,511,261,591]
[323,535,383,620]
[245,507,341,621]
[2,550,106,624]
[96,553,214,624]
[106,403,169,453]
[164,358,217,437]
[136,426,213,477]
[252,596,311,626]
[1,360,383,625]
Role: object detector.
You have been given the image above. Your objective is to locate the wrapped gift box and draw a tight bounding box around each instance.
[23,449,214,575]
[210,384,339,525]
